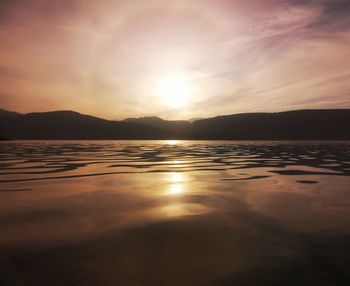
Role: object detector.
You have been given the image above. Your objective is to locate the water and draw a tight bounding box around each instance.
[1,140,350,285]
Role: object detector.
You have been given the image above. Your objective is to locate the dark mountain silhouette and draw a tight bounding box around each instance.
[0,125,7,140]
[0,108,22,118]
[0,108,349,140]
[0,110,166,140]
[0,109,21,140]
[124,116,189,128]
[123,116,192,138]
[192,110,350,140]
[188,117,203,123]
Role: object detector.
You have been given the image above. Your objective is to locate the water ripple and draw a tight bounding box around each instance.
[0,141,350,183]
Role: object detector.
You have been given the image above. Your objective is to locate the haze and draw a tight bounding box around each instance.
[1,0,350,119]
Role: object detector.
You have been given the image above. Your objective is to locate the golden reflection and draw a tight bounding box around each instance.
[166,140,179,145]
[166,172,185,196]
[170,160,184,165]
[169,184,183,195]
[169,172,184,182]
[161,203,211,217]
[162,203,186,217]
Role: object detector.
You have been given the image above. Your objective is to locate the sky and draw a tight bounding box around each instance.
[1,0,350,120]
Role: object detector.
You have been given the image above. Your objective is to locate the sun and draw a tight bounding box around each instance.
[158,75,189,108]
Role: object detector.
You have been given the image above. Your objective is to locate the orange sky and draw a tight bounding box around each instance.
[1,0,350,119]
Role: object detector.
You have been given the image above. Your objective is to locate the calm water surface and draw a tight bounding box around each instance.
[1,140,350,285]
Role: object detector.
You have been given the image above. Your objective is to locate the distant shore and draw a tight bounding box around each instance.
[1,108,350,140]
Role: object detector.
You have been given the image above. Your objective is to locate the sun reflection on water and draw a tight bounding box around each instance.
[169,172,184,182]
[166,140,179,145]
[166,172,185,196]
[170,160,183,165]
[161,203,211,217]
[169,184,183,195]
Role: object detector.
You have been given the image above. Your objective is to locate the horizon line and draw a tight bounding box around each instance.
[2,107,350,122]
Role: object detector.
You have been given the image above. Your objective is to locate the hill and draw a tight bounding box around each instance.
[0,110,164,140]
[0,108,349,140]
[192,110,350,140]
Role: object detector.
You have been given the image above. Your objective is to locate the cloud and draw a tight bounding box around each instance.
[0,0,349,119]
[286,0,350,31]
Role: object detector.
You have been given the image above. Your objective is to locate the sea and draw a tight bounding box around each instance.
[1,140,350,285]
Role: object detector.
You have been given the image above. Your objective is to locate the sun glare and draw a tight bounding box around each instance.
[158,75,189,108]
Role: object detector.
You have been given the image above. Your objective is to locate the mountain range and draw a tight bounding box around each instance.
[1,108,349,140]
